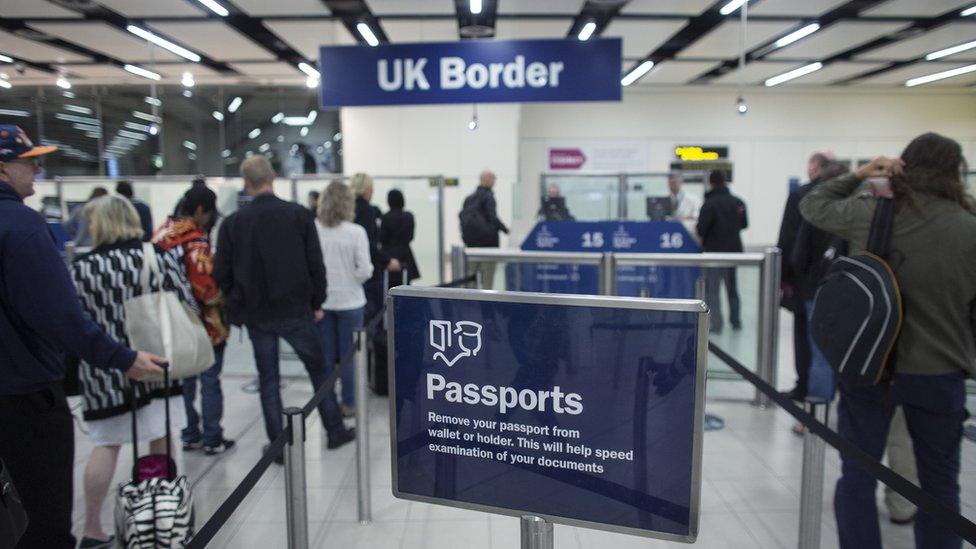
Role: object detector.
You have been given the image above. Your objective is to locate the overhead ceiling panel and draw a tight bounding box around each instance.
[230,62,303,76]
[678,21,799,59]
[383,20,459,43]
[862,0,970,17]
[858,23,976,62]
[30,22,183,62]
[153,63,221,77]
[0,66,51,81]
[620,0,713,16]
[149,21,276,61]
[494,20,573,40]
[768,21,907,60]
[626,60,718,84]
[749,0,849,16]
[858,61,976,85]
[603,19,689,58]
[263,20,340,60]
[710,60,799,84]
[0,29,90,63]
[93,0,206,17]
[777,61,888,84]
[0,0,82,18]
[370,0,456,15]
[497,0,583,15]
[233,0,330,16]
[56,64,133,78]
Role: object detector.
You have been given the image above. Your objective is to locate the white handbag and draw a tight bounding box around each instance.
[124,243,215,381]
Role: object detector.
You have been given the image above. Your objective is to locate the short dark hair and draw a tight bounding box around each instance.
[115,180,133,198]
[708,170,726,186]
[179,185,217,217]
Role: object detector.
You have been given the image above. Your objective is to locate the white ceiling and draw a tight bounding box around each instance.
[29,22,182,63]
[370,0,457,15]
[0,0,81,18]
[94,0,207,18]
[233,0,330,17]
[603,19,689,59]
[778,61,887,84]
[263,20,343,60]
[497,1,584,15]
[858,61,976,85]
[630,60,718,84]
[149,21,277,61]
[620,0,714,15]
[748,0,849,17]
[858,23,976,62]
[383,20,460,43]
[230,62,304,76]
[711,60,798,84]
[862,0,971,17]
[678,20,799,59]
[768,21,907,60]
[494,20,573,40]
[0,29,90,63]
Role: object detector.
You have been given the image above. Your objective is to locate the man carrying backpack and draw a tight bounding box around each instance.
[696,170,747,333]
[460,170,508,289]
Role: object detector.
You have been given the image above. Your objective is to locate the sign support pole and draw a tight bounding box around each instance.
[520,515,554,549]
[354,330,372,524]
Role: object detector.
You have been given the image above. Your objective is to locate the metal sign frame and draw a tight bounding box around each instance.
[386,286,709,543]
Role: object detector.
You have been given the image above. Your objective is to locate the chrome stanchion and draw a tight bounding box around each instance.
[599,252,617,296]
[799,400,828,549]
[354,330,372,524]
[475,269,484,290]
[756,247,782,408]
[450,245,465,282]
[282,407,308,549]
[520,516,553,549]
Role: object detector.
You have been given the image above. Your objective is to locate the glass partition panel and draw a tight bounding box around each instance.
[540,174,619,221]
[623,173,706,222]
[701,265,761,399]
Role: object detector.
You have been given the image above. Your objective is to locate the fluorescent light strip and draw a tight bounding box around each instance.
[125,25,201,63]
[299,127,309,137]
[0,79,10,89]
[0,108,29,117]
[0,54,12,63]
[258,143,270,152]
[764,62,823,86]
[123,121,151,132]
[307,110,317,123]
[73,123,101,132]
[961,4,976,16]
[775,23,820,49]
[123,64,161,81]
[305,76,319,88]
[212,111,224,121]
[577,22,596,41]
[197,0,229,16]
[248,128,261,139]
[118,130,148,140]
[282,116,310,126]
[55,113,99,125]
[297,62,320,78]
[621,60,654,86]
[470,0,482,14]
[183,140,197,150]
[926,39,976,61]
[133,111,161,123]
[64,104,92,115]
[271,112,284,123]
[56,77,71,89]
[144,96,162,107]
[720,0,748,16]
[228,96,242,113]
[906,63,976,87]
[357,23,379,47]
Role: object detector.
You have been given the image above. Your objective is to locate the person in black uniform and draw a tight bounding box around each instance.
[697,170,747,333]
[352,173,400,321]
[379,189,420,286]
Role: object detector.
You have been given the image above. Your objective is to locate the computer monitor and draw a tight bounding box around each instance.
[646,196,673,221]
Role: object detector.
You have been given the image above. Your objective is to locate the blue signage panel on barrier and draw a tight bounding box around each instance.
[388,287,707,541]
[319,38,621,107]
[511,221,700,297]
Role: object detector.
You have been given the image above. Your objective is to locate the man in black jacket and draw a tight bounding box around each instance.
[460,170,508,289]
[116,180,153,241]
[351,172,400,321]
[697,170,747,333]
[215,156,353,453]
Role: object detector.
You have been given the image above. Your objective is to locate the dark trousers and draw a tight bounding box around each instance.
[181,345,226,446]
[705,267,741,330]
[0,386,75,549]
[246,316,345,442]
[835,373,967,549]
[791,305,811,397]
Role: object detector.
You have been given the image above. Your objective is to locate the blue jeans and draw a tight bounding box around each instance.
[835,373,967,549]
[181,345,226,445]
[805,300,835,402]
[246,316,345,442]
[318,308,363,406]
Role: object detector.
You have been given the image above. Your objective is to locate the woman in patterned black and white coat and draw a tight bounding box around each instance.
[70,194,196,548]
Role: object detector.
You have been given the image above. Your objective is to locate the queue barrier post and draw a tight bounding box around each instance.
[798,400,828,549]
[354,329,372,524]
[450,245,466,283]
[520,515,554,549]
[282,407,309,549]
[756,247,782,408]
[599,252,616,296]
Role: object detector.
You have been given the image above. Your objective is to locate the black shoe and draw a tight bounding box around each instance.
[182,440,203,451]
[890,512,916,525]
[263,443,284,465]
[731,322,742,331]
[79,535,114,549]
[782,388,806,402]
[204,439,236,456]
[327,428,356,450]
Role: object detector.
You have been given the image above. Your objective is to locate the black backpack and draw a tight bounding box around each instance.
[459,193,489,246]
[809,197,903,386]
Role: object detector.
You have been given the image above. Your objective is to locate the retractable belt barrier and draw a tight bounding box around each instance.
[708,342,976,545]
[187,275,476,546]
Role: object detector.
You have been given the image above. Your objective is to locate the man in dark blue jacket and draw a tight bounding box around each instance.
[116,180,153,241]
[697,170,748,333]
[0,126,165,548]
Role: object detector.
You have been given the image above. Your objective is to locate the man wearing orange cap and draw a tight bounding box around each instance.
[0,126,166,548]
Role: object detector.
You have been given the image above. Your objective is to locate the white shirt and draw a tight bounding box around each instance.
[315,220,373,311]
[669,191,702,221]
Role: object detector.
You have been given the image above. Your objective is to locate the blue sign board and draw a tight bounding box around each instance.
[511,221,700,297]
[388,287,707,541]
[319,38,622,107]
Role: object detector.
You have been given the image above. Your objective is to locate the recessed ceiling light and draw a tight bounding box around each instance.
[765,62,823,87]
[126,25,201,63]
[621,60,654,86]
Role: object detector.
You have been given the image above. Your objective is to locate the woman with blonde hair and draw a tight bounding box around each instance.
[71,194,196,548]
[316,181,373,415]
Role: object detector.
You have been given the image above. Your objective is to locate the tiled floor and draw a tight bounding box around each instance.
[69,314,976,548]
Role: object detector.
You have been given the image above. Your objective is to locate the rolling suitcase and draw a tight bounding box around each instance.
[369,269,409,396]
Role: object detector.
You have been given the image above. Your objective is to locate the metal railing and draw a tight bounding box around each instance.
[453,246,781,406]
